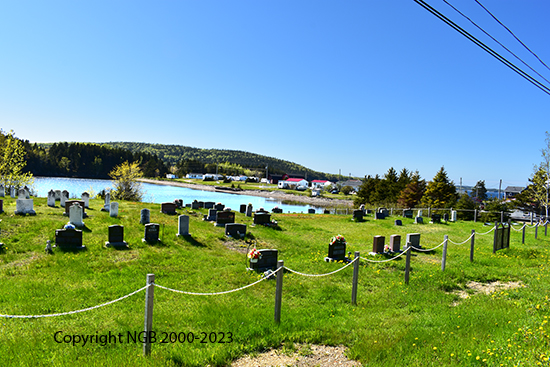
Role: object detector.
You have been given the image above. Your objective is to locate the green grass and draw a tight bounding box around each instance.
[0,196,549,366]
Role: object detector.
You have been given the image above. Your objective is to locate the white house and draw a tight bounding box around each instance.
[278,178,309,189]
[203,173,223,181]
[311,180,333,189]
[186,173,204,179]
[166,174,178,179]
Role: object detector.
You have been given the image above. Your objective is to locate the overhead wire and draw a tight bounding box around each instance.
[441,0,550,86]
[413,0,550,96]
[473,0,550,73]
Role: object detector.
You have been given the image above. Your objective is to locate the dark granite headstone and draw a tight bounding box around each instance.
[406,233,422,250]
[225,223,246,238]
[174,199,183,209]
[55,228,84,250]
[431,214,441,224]
[372,235,385,254]
[253,212,271,225]
[403,209,413,218]
[198,201,204,209]
[374,212,385,220]
[240,204,247,213]
[326,242,346,261]
[161,202,177,215]
[272,207,283,213]
[443,213,449,222]
[415,217,424,224]
[143,223,160,243]
[216,211,235,226]
[0,199,3,213]
[214,203,225,211]
[204,202,215,209]
[353,209,364,221]
[308,208,315,214]
[390,235,401,252]
[106,225,128,247]
[249,249,278,271]
[394,219,402,226]
[324,209,330,214]
[191,200,200,210]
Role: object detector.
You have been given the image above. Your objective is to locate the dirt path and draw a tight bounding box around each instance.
[138,178,353,208]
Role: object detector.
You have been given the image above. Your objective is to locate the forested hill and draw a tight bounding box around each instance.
[100,142,340,181]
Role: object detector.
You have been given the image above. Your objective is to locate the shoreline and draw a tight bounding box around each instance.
[138,178,354,207]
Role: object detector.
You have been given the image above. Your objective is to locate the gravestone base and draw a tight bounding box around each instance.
[105,240,128,248]
[324,256,351,263]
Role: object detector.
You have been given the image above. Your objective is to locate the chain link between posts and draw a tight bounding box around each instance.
[284,256,358,277]
[448,232,474,245]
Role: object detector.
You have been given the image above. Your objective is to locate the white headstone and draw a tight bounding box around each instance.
[110,202,119,217]
[177,215,190,236]
[14,199,35,215]
[54,190,61,201]
[69,203,84,227]
[0,184,4,197]
[18,188,27,199]
[81,192,90,208]
[47,190,56,207]
[417,209,423,217]
[10,187,17,198]
[103,192,111,211]
[451,210,457,222]
[60,190,69,207]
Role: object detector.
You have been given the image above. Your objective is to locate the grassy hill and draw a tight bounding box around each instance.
[1,195,549,366]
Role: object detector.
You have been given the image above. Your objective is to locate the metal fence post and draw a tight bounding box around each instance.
[441,235,448,271]
[351,252,360,305]
[470,230,475,262]
[522,224,526,244]
[274,260,284,324]
[143,274,155,356]
[535,223,539,239]
[404,243,411,285]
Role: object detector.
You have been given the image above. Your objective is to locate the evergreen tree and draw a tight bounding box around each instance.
[471,180,488,203]
[455,193,476,220]
[397,171,425,208]
[421,167,457,209]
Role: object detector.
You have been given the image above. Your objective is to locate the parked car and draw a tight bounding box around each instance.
[296,185,308,191]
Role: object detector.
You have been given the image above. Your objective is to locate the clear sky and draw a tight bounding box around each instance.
[1,0,548,189]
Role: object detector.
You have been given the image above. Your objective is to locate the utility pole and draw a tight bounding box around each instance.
[499,179,502,200]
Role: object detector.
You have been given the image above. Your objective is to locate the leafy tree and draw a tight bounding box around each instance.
[479,198,509,223]
[109,161,143,201]
[341,185,353,195]
[455,193,476,220]
[397,171,425,208]
[0,130,34,190]
[529,131,550,217]
[421,166,457,209]
[354,175,381,206]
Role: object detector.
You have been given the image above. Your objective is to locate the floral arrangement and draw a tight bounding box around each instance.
[64,222,75,230]
[330,235,346,246]
[248,248,261,260]
[384,245,391,253]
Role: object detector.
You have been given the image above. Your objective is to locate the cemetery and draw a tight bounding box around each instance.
[0,192,549,367]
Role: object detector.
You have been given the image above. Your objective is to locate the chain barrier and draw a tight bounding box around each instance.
[413,240,446,252]
[360,249,409,263]
[511,223,527,232]
[284,257,358,277]
[0,285,150,319]
[153,267,282,296]
[448,232,475,245]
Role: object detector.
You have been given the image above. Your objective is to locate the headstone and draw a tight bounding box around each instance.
[110,202,119,217]
[65,200,85,216]
[249,249,278,271]
[417,209,423,217]
[215,211,235,226]
[173,199,183,209]
[415,216,423,224]
[253,212,271,225]
[177,215,190,236]
[406,233,422,250]
[161,202,177,215]
[326,240,347,262]
[443,213,449,222]
[105,224,128,247]
[197,201,205,209]
[47,190,56,207]
[353,209,364,221]
[81,192,90,208]
[10,187,17,198]
[54,190,61,201]
[451,210,457,222]
[239,204,247,213]
[55,227,84,250]
[204,209,217,221]
[246,204,253,217]
[394,219,402,226]
[61,190,69,207]
[0,184,4,197]
[359,204,366,214]
[143,223,160,243]
[374,212,385,220]
[431,214,441,224]
[225,223,246,238]
[18,188,27,199]
[14,199,36,215]
[140,208,151,225]
[101,192,111,211]
[403,209,413,218]
[214,203,225,211]
[272,207,283,213]
[378,208,389,218]
[204,202,215,209]
[389,235,401,252]
[372,235,385,254]
[69,203,84,227]
[0,199,3,214]
[308,208,315,214]
[324,209,330,214]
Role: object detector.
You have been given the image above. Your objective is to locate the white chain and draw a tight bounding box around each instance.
[360,249,409,263]
[477,226,496,236]
[511,223,527,232]
[0,285,149,319]
[153,268,282,296]
[284,257,358,277]
[413,240,446,252]
[448,232,474,245]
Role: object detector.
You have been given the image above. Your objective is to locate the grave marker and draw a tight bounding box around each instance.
[204,201,215,209]
[60,190,69,207]
[47,190,56,207]
[254,211,271,225]
[394,219,402,226]
[406,233,422,250]
[140,208,150,225]
[55,227,84,250]
[403,209,413,218]
[69,203,84,227]
[326,240,347,262]
[215,211,235,226]
[372,235,385,254]
[249,249,278,271]
[160,202,177,215]
[81,192,90,208]
[143,223,160,243]
[105,225,128,248]
[14,199,36,215]
[239,204,246,213]
[177,215,190,236]
[352,209,364,221]
[0,199,3,214]
[214,203,225,211]
[431,214,441,224]
[415,216,423,224]
[65,200,85,216]
[204,209,217,222]
[110,202,119,217]
[389,235,401,252]
[0,184,4,197]
[225,223,246,238]
[246,204,253,217]
[101,192,111,211]
[191,200,200,210]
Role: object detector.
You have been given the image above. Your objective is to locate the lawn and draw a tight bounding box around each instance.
[0,196,548,366]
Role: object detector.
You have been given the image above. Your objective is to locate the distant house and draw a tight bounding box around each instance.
[166,174,178,179]
[278,178,309,189]
[505,186,525,199]
[268,174,284,184]
[186,173,204,179]
[340,179,363,190]
[311,180,333,189]
[203,173,223,181]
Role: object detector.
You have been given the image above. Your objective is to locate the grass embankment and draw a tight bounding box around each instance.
[0,196,549,366]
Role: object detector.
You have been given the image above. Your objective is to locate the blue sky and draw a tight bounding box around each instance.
[1,1,548,189]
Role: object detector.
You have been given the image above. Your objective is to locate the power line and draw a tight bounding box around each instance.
[441,0,550,86]
[413,0,550,96]
[473,0,550,73]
